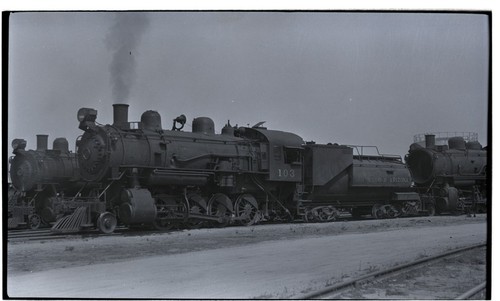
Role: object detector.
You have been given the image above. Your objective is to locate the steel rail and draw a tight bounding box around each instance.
[455,281,487,300]
[297,242,487,299]
[7,226,128,242]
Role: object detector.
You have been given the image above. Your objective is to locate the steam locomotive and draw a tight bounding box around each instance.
[9,135,78,229]
[406,133,487,215]
[72,104,443,232]
[8,135,106,231]
[8,104,487,234]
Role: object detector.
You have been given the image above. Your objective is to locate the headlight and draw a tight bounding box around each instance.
[77,108,97,123]
[11,139,27,151]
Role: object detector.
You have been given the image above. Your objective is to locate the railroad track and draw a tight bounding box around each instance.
[297,243,488,300]
[7,227,127,242]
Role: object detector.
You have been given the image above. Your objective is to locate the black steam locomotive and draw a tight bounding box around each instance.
[9,104,487,234]
[8,135,106,231]
[73,104,431,232]
[406,133,487,215]
[76,104,304,230]
[9,135,79,229]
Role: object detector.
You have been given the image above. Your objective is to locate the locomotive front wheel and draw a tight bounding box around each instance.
[97,212,117,234]
[28,214,41,230]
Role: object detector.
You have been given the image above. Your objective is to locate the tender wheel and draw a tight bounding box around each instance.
[303,209,314,223]
[317,206,338,222]
[97,212,117,234]
[372,204,384,219]
[235,194,259,226]
[29,214,41,230]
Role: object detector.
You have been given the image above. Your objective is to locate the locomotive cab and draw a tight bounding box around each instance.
[235,126,304,182]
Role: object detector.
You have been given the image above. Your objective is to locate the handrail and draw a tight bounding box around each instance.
[414,132,478,143]
[347,145,402,161]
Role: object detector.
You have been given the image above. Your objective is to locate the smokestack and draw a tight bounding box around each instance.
[425,134,435,149]
[113,104,129,129]
[36,134,49,151]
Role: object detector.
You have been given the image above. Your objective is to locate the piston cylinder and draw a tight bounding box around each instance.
[119,188,157,225]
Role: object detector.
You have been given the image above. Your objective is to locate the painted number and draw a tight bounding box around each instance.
[278,169,295,178]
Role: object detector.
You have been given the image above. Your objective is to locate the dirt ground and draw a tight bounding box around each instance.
[7,214,488,298]
[332,246,487,299]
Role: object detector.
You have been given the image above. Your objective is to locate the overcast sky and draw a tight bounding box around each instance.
[7,11,489,158]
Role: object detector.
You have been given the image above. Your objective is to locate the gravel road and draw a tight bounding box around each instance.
[7,214,487,298]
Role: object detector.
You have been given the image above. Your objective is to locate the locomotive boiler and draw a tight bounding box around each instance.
[299,143,422,221]
[76,104,304,230]
[405,134,487,214]
[9,135,80,229]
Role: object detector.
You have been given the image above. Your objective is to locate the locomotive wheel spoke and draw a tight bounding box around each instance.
[187,205,206,229]
[235,194,259,226]
[316,206,338,222]
[207,193,232,227]
[186,193,207,229]
[96,212,117,234]
[384,205,398,218]
[29,214,41,230]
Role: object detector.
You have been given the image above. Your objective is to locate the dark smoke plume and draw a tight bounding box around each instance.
[105,13,150,103]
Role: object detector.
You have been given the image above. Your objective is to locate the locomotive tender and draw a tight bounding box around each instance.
[74,104,424,232]
[406,134,487,214]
